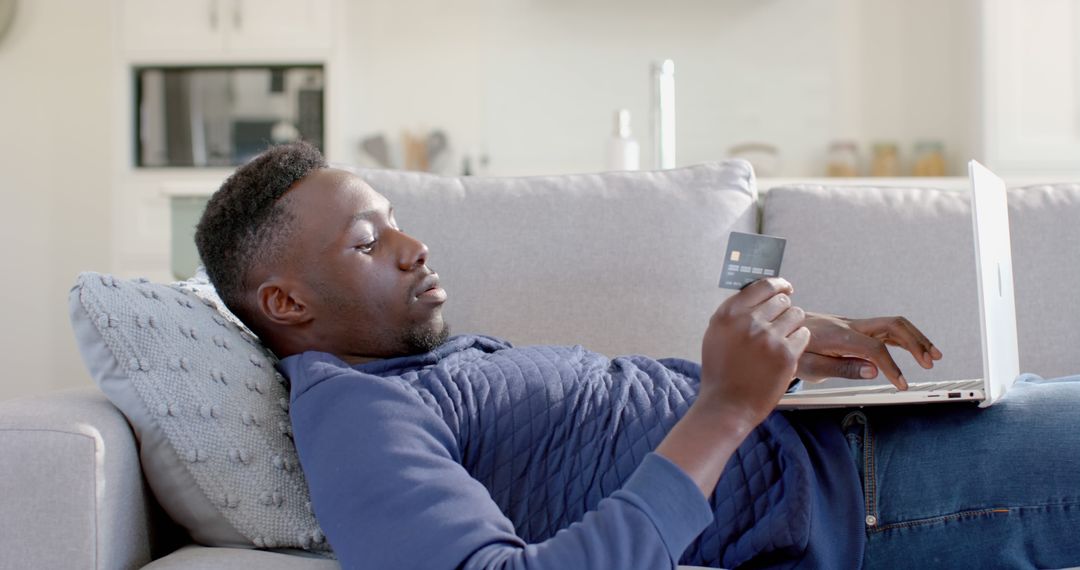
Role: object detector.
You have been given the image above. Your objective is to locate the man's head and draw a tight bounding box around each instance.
[195,142,449,363]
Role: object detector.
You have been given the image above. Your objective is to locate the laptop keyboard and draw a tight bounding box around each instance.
[792,379,984,397]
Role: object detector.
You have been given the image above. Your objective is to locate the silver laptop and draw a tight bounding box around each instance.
[777,160,1021,409]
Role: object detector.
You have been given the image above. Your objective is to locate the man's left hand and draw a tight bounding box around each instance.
[797,313,944,390]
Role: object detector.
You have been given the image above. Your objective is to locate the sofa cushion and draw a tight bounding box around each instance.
[762,183,1080,386]
[1007,183,1080,378]
[762,184,976,387]
[346,161,758,361]
[69,272,331,555]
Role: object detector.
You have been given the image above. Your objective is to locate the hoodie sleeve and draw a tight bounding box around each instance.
[288,361,714,570]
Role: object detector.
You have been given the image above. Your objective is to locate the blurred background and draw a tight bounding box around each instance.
[2,0,1076,400]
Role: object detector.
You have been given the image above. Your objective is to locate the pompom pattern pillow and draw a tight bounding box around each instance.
[69,271,332,555]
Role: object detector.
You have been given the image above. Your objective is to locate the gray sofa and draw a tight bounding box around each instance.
[2,162,1079,569]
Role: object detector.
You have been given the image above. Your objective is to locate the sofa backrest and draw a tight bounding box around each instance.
[1008,183,1080,378]
[763,183,1080,385]
[346,162,758,362]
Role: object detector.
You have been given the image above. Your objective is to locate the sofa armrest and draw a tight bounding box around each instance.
[0,387,152,570]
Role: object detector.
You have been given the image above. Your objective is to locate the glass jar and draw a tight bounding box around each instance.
[912,140,946,176]
[728,142,780,178]
[826,140,859,177]
[870,142,901,177]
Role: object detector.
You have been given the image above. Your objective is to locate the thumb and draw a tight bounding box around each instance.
[797,353,878,382]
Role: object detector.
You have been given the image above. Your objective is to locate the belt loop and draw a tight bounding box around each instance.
[841,410,878,530]
[841,410,867,431]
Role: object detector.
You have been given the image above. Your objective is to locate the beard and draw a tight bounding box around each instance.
[401,320,451,354]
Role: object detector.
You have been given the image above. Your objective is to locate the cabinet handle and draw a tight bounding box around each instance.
[233,0,243,29]
[209,0,219,30]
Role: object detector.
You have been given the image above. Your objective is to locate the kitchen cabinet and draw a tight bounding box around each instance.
[121,0,333,57]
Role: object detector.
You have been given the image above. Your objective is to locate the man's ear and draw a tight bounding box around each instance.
[256,279,313,326]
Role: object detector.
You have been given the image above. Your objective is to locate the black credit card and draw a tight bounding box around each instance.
[718,231,787,290]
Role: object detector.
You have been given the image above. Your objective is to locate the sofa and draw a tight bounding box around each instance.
[2,161,1079,569]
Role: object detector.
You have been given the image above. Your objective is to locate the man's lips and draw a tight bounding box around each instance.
[413,273,447,303]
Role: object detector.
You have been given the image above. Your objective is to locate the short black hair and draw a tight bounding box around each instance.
[195,141,327,324]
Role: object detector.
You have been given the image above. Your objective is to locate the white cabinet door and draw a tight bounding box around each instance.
[122,0,225,54]
[225,0,333,53]
[983,0,1080,174]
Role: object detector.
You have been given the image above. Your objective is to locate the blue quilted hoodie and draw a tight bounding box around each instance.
[282,335,863,569]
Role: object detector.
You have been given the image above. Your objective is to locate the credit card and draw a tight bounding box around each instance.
[718,231,786,290]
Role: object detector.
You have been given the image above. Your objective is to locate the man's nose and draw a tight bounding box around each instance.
[393,230,429,271]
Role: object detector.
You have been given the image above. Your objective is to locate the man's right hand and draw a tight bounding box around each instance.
[656,278,810,497]
[698,277,810,427]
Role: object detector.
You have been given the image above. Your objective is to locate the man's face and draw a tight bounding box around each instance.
[281,168,449,362]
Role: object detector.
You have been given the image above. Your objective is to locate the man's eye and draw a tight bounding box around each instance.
[355,240,376,253]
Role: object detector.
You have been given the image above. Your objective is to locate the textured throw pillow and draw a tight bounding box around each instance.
[69,271,332,556]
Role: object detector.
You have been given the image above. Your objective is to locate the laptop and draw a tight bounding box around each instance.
[776,160,1021,409]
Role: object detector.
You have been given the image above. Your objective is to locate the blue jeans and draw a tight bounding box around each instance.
[844,373,1080,569]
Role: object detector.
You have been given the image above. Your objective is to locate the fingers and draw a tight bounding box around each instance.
[898,318,944,365]
[756,291,793,322]
[788,325,811,351]
[886,317,933,369]
[771,304,805,336]
[734,278,793,309]
[797,353,877,383]
[860,316,944,369]
[755,286,806,357]
[890,317,936,369]
[849,334,909,390]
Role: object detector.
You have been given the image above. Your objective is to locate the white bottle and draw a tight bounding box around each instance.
[606,109,640,171]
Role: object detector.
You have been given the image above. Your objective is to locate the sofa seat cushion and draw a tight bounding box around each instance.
[143,545,718,570]
[144,545,341,569]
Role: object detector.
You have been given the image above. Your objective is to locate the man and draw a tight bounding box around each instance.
[195,142,1080,569]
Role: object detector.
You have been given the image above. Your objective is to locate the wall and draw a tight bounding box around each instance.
[334,0,978,177]
[856,0,980,178]
[0,0,113,400]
